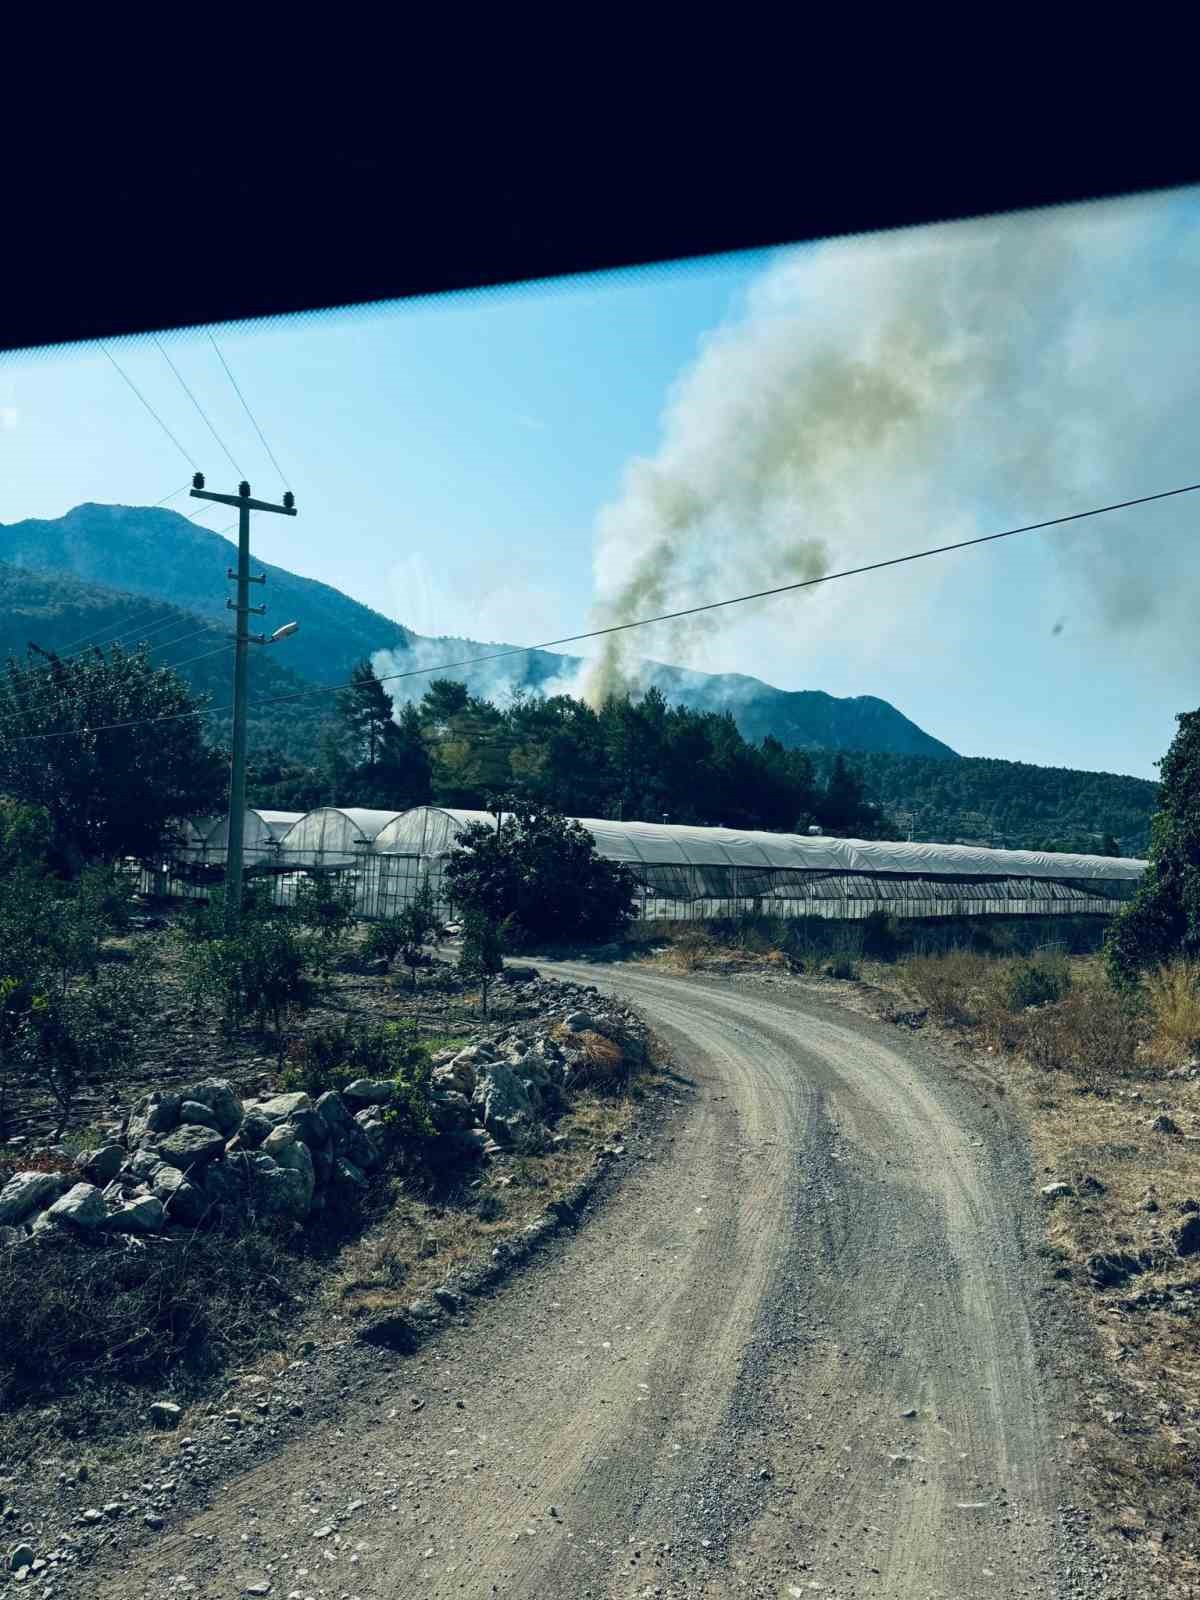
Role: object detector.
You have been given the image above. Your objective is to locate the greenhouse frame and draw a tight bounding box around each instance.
[140,804,1147,925]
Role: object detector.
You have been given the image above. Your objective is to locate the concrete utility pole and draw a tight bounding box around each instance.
[189,474,297,932]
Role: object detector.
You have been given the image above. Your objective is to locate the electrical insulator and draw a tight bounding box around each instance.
[192,471,205,489]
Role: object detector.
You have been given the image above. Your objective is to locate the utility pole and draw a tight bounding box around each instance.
[189,474,297,932]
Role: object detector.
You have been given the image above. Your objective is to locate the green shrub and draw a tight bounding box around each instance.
[292,873,356,969]
[861,910,901,962]
[1001,954,1071,1011]
[181,914,314,1037]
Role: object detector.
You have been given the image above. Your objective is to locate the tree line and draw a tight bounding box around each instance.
[250,661,890,838]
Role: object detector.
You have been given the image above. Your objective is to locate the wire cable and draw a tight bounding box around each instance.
[6,479,1199,744]
[100,345,199,470]
[207,332,290,491]
[151,335,245,480]
[0,617,232,726]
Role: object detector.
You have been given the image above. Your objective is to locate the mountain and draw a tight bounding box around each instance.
[0,504,958,761]
[0,503,413,690]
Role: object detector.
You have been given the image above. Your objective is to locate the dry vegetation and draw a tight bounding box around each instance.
[333,1087,637,1320]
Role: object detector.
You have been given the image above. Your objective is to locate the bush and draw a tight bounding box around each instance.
[861,910,901,962]
[988,980,1144,1083]
[899,950,992,1025]
[445,807,637,947]
[0,1223,313,1409]
[1000,954,1071,1011]
[181,914,314,1037]
[459,907,504,1013]
[281,1016,399,1098]
[292,873,357,969]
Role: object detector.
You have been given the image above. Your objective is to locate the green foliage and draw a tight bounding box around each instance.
[458,907,504,1014]
[279,1016,386,1097]
[383,1028,438,1144]
[445,806,638,947]
[180,899,315,1038]
[807,748,1156,856]
[362,915,408,970]
[292,872,356,969]
[387,878,445,991]
[1106,708,1200,985]
[1001,954,1071,1011]
[0,850,150,1136]
[0,642,225,870]
[330,661,432,809]
[861,909,901,962]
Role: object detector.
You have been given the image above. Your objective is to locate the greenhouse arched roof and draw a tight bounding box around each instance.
[375,807,1146,883]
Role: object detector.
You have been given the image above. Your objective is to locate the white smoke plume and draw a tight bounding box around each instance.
[585,189,1200,702]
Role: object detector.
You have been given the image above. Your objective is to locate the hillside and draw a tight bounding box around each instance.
[808,748,1159,857]
[0,562,331,762]
[0,503,957,761]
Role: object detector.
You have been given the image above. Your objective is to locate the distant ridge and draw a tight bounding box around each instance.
[0,503,958,762]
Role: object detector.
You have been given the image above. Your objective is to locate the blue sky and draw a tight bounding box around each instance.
[2,187,1198,782]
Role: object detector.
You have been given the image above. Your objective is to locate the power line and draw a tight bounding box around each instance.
[152,483,193,508]
[207,332,290,491]
[100,345,199,470]
[0,618,232,727]
[7,478,1199,745]
[151,335,244,480]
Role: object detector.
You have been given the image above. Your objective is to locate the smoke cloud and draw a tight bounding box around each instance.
[585,190,1200,701]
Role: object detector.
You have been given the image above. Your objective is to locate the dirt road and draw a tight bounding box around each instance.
[99,963,1067,1599]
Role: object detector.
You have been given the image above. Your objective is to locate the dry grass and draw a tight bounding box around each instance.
[332,1088,638,1318]
[0,1222,323,1463]
[1145,963,1200,1065]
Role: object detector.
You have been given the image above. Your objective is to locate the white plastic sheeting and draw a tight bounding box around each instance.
[202,810,305,866]
[382,807,1146,883]
[276,807,404,868]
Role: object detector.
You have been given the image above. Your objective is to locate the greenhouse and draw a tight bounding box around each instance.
[144,804,1148,924]
[376,808,1147,923]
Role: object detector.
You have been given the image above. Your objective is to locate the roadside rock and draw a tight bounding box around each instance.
[262,1126,316,1213]
[149,1400,182,1428]
[74,1144,124,1185]
[430,1091,475,1132]
[1151,1113,1182,1135]
[107,1195,166,1234]
[0,1170,68,1226]
[1171,1213,1200,1258]
[151,1164,207,1226]
[1040,1182,1074,1200]
[472,1062,535,1143]
[343,1078,395,1106]
[178,1100,221,1131]
[258,1092,312,1122]
[155,1125,228,1173]
[1087,1249,1151,1288]
[180,1077,243,1136]
[45,1182,108,1231]
[125,1089,181,1146]
[125,1146,163,1183]
[228,1112,273,1151]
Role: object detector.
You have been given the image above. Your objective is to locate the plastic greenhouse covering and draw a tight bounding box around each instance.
[144,804,1148,923]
